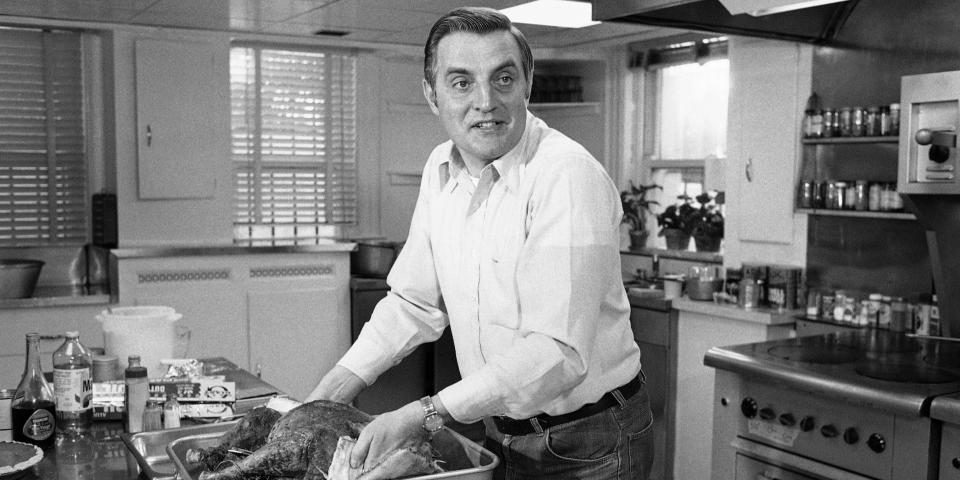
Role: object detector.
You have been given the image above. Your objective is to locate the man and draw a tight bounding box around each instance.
[307,7,653,479]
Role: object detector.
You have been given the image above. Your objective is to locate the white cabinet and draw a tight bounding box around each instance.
[114,249,352,400]
[134,38,228,199]
[726,38,806,244]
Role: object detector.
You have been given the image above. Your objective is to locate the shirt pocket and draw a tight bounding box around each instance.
[480,202,526,331]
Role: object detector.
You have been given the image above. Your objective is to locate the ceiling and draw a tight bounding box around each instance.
[0,0,667,48]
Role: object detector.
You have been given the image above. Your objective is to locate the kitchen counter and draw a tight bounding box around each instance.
[7,357,280,480]
[111,242,356,260]
[672,296,799,326]
[0,284,112,310]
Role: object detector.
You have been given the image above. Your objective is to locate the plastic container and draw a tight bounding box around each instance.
[98,306,189,376]
[53,331,93,435]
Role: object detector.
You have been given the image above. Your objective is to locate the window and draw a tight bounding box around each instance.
[633,36,728,248]
[0,28,86,246]
[231,45,358,246]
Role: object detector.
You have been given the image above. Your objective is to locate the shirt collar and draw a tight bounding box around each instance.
[437,110,540,193]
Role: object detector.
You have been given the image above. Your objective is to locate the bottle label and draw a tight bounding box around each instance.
[54,368,92,413]
[21,408,55,441]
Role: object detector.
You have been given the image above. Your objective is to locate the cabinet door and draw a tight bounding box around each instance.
[729,39,802,244]
[248,287,350,402]
[135,38,226,199]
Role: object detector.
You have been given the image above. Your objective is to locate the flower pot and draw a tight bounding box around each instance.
[629,230,649,250]
[694,235,722,253]
[662,228,691,250]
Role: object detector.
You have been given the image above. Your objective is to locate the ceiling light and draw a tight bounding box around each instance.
[500,0,600,29]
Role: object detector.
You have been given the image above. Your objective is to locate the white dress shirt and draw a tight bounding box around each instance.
[338,112,642,424]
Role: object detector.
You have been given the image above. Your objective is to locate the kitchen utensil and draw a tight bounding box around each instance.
[98,306,190,377]
[0,259,44,299]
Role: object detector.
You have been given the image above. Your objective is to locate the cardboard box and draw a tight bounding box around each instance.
[148,377,236,403]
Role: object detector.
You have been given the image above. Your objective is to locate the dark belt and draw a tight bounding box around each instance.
[491,375,644,436]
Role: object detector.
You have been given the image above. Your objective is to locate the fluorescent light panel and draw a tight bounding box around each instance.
[500,0,600,29]
[749,0,848,16]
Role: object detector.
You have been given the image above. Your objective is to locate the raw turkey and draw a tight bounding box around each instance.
[185,400,443,480]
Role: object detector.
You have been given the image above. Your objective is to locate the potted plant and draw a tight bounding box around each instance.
[656,195,697,250]
[620,181,662,250]
[689,192,724,252]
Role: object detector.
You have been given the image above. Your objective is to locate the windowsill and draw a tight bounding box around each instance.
[621,247,722,264]
[0,284,113,310]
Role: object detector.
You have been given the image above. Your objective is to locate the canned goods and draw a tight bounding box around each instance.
[0,388,14,441]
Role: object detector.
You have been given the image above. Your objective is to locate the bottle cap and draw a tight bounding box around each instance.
[65,331,79,338]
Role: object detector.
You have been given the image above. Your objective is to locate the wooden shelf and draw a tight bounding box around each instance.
[796,208,914,220]
[802,136,898,144]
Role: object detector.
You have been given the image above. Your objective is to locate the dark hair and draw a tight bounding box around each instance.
[423,6,534,89]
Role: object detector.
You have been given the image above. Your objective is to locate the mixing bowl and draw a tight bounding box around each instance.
[0,259,44,298]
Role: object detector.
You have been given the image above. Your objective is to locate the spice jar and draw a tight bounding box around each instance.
[869,182,882,211]
[833,181,847,210]
[798,181,814,208]
[880,106,893,136]
[865,106,881,136]
[844,182,857,210]
[823,108,838,137]
[854,180,869,211]
[851,106,866,136]
[838,107,853,136]
[889,103,901,136]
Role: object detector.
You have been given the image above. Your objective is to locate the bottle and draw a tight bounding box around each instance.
[53,331,93,435]
[124,355,149,433]
[143,400,162,432]
[163,393,181,429]
[890,297,909,332]
[12,333,57,448]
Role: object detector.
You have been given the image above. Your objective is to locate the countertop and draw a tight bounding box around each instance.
[932,388,960,425]
[0,284,112,310]
[111,242,357,259]
[9,358,280,480]
[672,296,799,325]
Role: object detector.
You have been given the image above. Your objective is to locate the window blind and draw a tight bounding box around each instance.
[231,46,358,245]
[0,28,86,246]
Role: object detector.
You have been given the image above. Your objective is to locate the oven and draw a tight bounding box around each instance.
[707,330,960,480]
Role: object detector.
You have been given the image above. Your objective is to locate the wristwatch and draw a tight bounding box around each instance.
[420,396,444,435]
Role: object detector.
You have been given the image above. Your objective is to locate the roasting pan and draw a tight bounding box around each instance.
[122,421,238,480]
[167,426,498,480]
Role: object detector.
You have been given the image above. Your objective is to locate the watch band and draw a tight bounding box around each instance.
[420,396,443,434]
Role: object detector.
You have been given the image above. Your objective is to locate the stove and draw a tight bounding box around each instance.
[705,330,960,480]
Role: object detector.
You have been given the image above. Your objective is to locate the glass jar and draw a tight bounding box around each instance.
[865,106,881,136]
[833,181,847,210]
[854,180,869,211]
[822,108,838,137]
[851,106,866,136]
[889,103,901,135]
[869,182,882,211]
[879,106,893,136]
[844,182,857,210]
[798,181,814,208]
[838,107,853,137]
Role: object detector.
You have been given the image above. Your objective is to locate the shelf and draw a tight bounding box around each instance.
[796,208,914,220]
[802,136,898,144]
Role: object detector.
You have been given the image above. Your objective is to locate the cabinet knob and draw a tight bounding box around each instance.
[146,124,152,147]
[745,158,754,182]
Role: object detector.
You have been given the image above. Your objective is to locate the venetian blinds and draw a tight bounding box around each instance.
[231,45,358,245]
[0,28,86,246]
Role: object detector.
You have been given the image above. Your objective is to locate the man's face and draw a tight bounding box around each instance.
[422,30,529,168]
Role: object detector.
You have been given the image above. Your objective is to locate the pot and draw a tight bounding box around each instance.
[0,259,44,299]
[351,241,403,278]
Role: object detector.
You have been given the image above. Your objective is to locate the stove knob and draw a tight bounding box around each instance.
[759,407,776,421]
[821,424,839,438]
[799,416,816,432]
[741,398,758,418]
[778,413,796,427]
[867,433,886,453]
[843,428,859,444]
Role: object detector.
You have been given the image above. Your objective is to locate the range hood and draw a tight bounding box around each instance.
[593,0,860,44]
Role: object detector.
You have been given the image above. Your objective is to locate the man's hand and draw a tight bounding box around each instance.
[350,401,424,471]
[304,365,367,403]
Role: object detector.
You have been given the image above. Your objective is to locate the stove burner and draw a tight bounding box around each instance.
[767,344,860,364]
[855,362,960,384]
[838,331,923,354]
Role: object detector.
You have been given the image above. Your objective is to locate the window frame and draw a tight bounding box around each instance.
[229,42,359,246]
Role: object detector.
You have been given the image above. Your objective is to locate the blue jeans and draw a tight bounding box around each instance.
[483,379,655,480]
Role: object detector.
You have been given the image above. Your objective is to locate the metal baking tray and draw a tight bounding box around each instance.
[121,421,238,480]
[167,426,498,480]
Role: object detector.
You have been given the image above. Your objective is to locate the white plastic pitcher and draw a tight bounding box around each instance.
[98,306,190,377]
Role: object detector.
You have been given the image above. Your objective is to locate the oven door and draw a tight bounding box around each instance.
[733,438,876,480]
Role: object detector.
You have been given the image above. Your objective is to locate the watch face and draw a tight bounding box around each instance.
[424,413,443,432]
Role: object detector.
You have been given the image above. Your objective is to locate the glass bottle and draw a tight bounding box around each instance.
[53,331,93,436]
[12,333,57,448]
[124,355,149,433]
[142,400,162,432]
[163,393,181,429]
